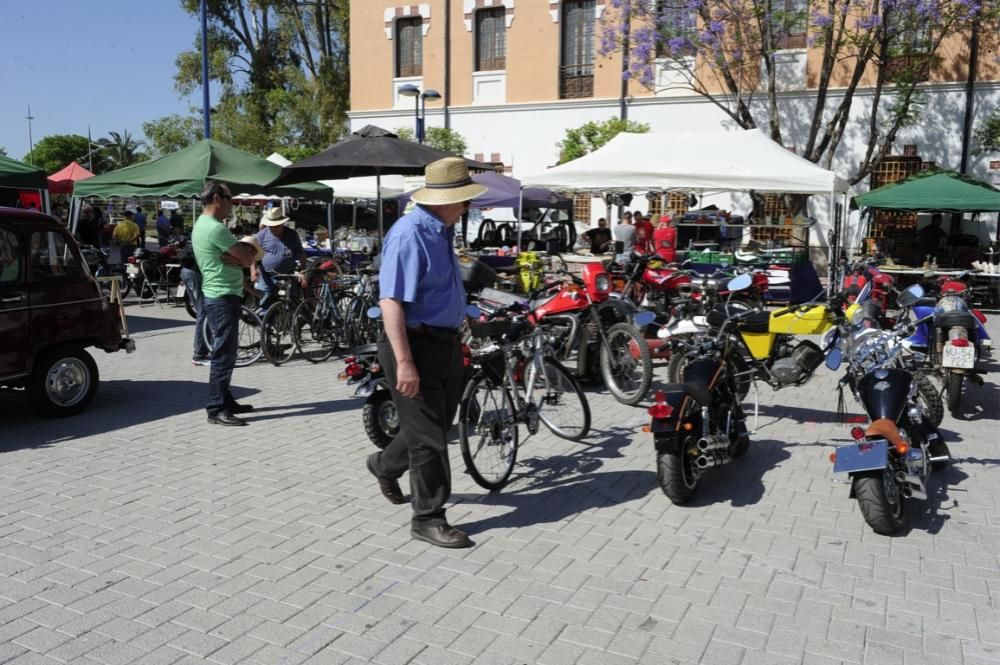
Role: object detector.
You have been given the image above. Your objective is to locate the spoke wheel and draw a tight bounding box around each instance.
[527,357,590,440]
[262,302,297,365]
[459,373,519,491]
[599,322,652,405]
[293,297,339,363]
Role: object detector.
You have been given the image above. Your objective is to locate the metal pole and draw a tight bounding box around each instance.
[959,15,980,175]
[26,105,35,165]
[377,172,385,242]
[414,95,423,144]
[201,0,212,139]
[619,4,630,121]
[87,126,94,172]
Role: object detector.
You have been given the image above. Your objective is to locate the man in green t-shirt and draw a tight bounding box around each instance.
[192,182,258,426]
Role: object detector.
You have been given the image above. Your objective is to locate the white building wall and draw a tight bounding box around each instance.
[350,81,1000,267]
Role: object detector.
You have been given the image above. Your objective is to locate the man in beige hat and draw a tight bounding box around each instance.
[366,156,486,549]
[251,207,308,310]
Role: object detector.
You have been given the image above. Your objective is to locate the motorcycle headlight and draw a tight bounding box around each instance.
[595,274,610,293]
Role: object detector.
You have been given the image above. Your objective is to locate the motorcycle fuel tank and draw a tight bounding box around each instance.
[857,368,911,423]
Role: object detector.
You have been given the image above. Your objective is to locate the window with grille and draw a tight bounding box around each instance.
[885,8,931,81]
[396,17,423,77]
[655,1,697,57]
[560,0,595,99]
[774,0,807,50]
[667,193,689,216]
[476,7,507,71]
[572,193,591,224]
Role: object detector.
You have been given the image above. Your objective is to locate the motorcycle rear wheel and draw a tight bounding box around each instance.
[656,449,699,505]
[852,471,904,535]
[599,322,652,405]
[363,390,398,449]
[945,372,963,416]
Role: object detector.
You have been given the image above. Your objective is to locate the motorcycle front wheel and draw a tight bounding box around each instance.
[599,322,652,405]
[852,471,904,535]
[914,373,943,427]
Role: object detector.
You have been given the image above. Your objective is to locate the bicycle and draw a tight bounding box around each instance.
[292,272,357,363]
[458,302,591,491]
[198,305,264,368]
[342,268,382,349]
[260,272,312,365]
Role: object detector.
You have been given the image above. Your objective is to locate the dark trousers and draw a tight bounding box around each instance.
[181,267,211,359]
[118,244,136,265]
[204,295,242,416]
[374,333,464,527]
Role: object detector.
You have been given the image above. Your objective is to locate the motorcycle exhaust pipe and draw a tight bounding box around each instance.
[696,436,730,452]
[694,452,731,469]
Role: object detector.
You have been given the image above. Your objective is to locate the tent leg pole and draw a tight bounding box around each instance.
[517,187,524,252]
[327,200,333,251]
[377,173,384,246]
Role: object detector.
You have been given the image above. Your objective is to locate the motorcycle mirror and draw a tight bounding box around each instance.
[366,306,382,319]
[465,304,482,319]
[896,284,925,309]
[633,311,656,327]
[726,273,753,292]
[825,348,843,370]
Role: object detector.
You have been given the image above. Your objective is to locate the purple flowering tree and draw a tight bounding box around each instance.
[600,0,997,184]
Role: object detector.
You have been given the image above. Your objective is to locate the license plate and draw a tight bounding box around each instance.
[942,344,975,369]
[833,440,888,474]
[126,265,138,277]
[176,284,186,298]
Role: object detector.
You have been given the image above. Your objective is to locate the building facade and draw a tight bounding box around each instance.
[348,0,1000,254]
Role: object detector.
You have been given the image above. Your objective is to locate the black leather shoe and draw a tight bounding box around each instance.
[366,454,407,505]
[230,403,255,414]
[207,412,248,426]
[411,524,473,549]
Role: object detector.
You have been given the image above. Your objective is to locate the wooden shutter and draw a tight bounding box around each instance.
[476,8,506,71]
[396,17,423,77]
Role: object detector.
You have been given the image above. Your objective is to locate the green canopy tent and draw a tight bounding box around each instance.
[0,154,47,190]
[853,170,1000,212]
[0,155,49,212]
[71,139,330,238]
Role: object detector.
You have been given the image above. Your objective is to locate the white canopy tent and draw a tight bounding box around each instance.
[519,128,849,268]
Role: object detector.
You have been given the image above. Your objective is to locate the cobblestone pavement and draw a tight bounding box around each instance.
[1,302,998,665]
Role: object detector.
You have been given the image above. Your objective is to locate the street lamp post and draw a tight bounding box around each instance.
[26,105,35,165]
[398,84,442,144]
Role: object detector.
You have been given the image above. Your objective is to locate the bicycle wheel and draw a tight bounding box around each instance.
[346,295,381,348]
[527,356,590,440]
[459,373,519,491]
[262,301,297,365]
[293,297,338,363]
[599,322,653,405]
[199,306,262,368]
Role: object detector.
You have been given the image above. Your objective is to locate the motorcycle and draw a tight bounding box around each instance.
[646,273,754,504]
[838,257,894,316]
[339,345,397,449]
[519,262,654,405]
[828,284,951,535]
[904,273,991,415]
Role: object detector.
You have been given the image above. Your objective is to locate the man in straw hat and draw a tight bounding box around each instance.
[251,207,308,311]
[366,157,487,549]
[192,181,260,426]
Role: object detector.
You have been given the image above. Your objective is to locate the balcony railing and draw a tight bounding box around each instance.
[559,64,594,99]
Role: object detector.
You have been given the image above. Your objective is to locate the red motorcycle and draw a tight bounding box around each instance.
[484,262,654,405]
[840,259,894,316]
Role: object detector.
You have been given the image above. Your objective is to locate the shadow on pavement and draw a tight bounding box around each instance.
[952,378,999,422]
[124,312,195,335]
[903,463,970,536]
[0,378,352,453]
[682,438,792,508]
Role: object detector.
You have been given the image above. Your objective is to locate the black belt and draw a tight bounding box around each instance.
[407,325,462,343]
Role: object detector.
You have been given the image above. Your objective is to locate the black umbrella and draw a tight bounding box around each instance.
[270,125,493,240]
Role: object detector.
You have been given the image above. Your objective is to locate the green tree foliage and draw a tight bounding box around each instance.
[557,118,650,163]
[394,127,469,154]
[95,130,148,170]
[973,108,1000,156]
[24,134,91,174]
[173,0,350,156]
[142,114,203,156]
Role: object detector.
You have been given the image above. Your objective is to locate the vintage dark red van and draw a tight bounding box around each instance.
[0,208,134,416]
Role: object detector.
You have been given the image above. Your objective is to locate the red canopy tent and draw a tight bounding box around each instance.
[48,162,95,194]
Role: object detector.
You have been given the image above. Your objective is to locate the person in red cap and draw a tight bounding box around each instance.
[653,215,677,263]
[634,213,653,254]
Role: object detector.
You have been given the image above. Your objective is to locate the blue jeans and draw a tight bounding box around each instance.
[181,267,211,359]
[203,295,242,416]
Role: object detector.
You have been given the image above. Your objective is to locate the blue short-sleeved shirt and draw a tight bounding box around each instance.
[379,205,465,329]
[256,226,304,274]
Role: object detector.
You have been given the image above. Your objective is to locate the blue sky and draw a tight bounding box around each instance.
[0,0,201,163]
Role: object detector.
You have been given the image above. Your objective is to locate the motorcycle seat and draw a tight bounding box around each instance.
[662,382,712,407]
[351,343,379,357]
[738,310,770,333]
[934,310,977,329]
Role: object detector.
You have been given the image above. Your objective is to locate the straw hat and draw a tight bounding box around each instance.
[410,157,487,206]
[261,207,290,226]
[240,235,265,261]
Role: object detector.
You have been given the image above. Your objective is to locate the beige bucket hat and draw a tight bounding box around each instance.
[410,157,488,206]
[261,207,290,226]
[240,235,265,261]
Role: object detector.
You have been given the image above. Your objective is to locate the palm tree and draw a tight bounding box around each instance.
[96,130,148,169]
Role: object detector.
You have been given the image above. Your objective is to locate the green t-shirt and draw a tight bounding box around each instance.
[192,214,243,298]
